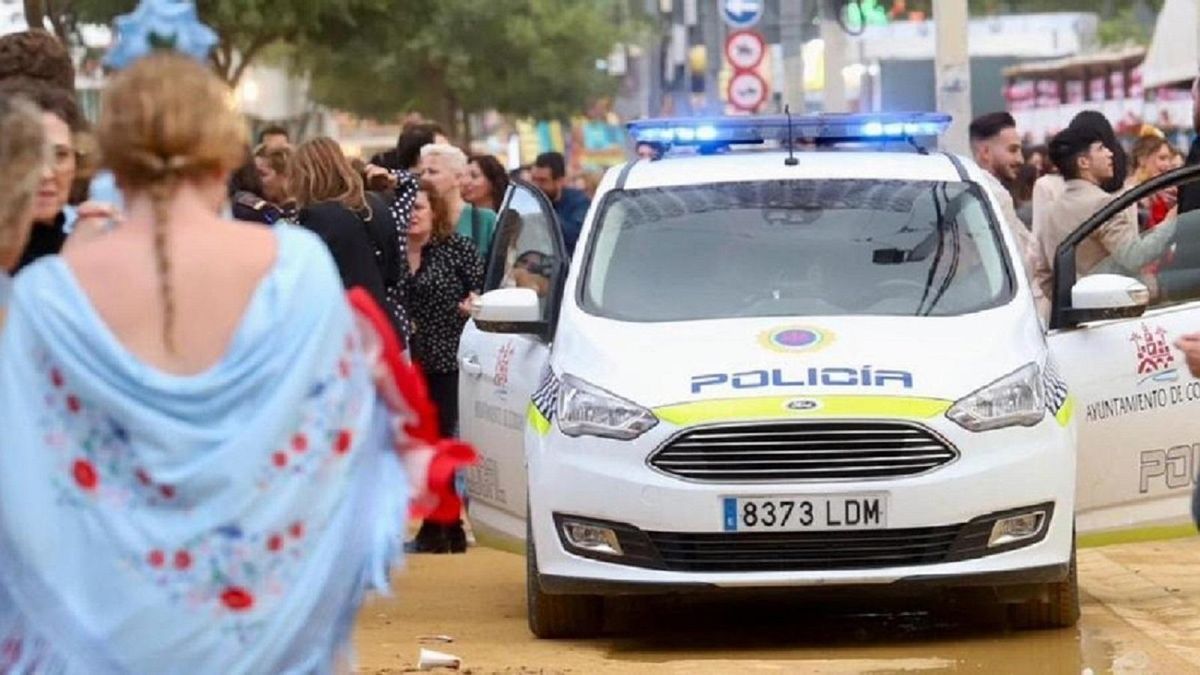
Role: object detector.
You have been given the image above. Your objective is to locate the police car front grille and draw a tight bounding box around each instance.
[649,421,958,482]
[644,525,962,572]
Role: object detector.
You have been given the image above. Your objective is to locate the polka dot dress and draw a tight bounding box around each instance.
[404,234,485,375]
[382,171,419,341]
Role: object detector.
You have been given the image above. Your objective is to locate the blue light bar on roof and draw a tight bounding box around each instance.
[628,112,952,146]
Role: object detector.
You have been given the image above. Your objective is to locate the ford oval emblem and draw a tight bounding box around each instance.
[785,398,821,411]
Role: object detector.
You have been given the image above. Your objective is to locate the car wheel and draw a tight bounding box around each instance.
[526,519,604,639]
[1008,541,1080,630]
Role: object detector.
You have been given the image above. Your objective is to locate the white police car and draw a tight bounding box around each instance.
[458,113,1200,638]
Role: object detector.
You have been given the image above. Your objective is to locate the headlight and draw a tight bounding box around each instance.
[557,374,658,440]
[946,363,1045,432]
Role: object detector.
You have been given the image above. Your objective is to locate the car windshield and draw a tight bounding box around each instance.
[581,179,1013,321]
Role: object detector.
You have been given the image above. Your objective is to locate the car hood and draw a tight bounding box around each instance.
[551,307,1045,410]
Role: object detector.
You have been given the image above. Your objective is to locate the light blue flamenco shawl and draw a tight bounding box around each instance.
[0,225,407,674]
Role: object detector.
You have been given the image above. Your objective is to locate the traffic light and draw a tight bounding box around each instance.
[843,0,891,31]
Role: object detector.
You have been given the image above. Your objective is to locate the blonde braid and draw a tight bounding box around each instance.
[147,177,177,353]
[94,53,250,352]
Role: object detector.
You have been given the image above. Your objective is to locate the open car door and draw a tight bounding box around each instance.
[1047,163,1200,540]
[459,181,569,549]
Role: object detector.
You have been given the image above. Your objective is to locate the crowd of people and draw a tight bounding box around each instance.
[0,15,512,670]
[9,0,1200,667]
[0,2,611,642]
[967,99,1200,323]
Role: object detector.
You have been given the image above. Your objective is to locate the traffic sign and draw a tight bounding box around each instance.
[724,30,766,71]
[727,70,768,112]
[722,0,763,29]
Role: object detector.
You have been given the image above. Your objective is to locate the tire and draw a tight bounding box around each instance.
[1008,544,1080,630]
[526,520,604,639]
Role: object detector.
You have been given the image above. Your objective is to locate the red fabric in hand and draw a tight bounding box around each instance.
[346,288,477,523]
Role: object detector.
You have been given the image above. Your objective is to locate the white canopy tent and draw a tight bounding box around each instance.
[1141,0,1197,89]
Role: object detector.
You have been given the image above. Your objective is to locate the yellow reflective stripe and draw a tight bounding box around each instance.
[1055,396,1075,427]
[653,395,952,426]
[1078,523,1198,549]
[528,403,552,436]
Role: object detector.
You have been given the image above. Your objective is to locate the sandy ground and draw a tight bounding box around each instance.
[354,538,1200,674]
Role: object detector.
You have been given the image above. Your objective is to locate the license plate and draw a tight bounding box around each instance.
[722,495,888,532]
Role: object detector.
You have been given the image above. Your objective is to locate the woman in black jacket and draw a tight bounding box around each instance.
[289,137,407,341]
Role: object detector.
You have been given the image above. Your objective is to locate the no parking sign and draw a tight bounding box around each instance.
[725,30,766,71]
[727,70,768,112]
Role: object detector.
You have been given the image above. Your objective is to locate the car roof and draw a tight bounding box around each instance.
[616,150,970,191]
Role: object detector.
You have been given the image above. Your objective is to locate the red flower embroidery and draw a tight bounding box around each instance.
[272,452,288,468]
[159,485,176,499]
[334,430,353,455]
[72,460,98,491]
[50,368,64,388]
[135,468,152,486]
[2,637,22,665]
[66,395,81,414]
[338,359,350,378]
[173,550,192,570]
[288,522,304,539]
[291,434,308,453]
[220,587,254,611]
[267,534,283,552]
[148,550,165,567]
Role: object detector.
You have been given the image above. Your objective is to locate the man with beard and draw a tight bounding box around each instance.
[969,112,1051,319]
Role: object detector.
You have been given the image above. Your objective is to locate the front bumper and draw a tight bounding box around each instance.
[539,562,1070,596]
[528,414,1075,594]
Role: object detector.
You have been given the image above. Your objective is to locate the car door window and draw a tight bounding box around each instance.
[484,183,565,321]
[1049,166,1200,327]
[1069,181,1200,308]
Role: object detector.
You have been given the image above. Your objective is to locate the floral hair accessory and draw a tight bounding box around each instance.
[103,0,217,71]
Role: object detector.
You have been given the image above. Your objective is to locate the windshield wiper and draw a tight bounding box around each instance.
[915,187,946,314]
[922,184,963,315]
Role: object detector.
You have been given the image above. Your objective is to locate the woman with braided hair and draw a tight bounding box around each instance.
[0,52,473,673]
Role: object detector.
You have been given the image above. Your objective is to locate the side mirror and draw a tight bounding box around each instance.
[1066,274,1150,324]
[475,288,548,337]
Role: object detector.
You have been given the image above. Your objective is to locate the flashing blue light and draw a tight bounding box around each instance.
[627,112,952,149]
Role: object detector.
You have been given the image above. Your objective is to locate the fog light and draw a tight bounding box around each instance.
[988,511,1046,548]
[561,521,623,556]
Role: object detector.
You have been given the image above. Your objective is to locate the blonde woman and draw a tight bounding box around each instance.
[419,142,497,252]
[0,54,418,672]
[0,94,46,314]
[1127,132,1178,232]
[290,137,407,341]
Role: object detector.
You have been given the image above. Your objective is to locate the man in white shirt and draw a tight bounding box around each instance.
[969,112,1052,320]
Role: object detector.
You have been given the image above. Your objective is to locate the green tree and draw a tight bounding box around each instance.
[297,0,635,141]
[27,0,387,85]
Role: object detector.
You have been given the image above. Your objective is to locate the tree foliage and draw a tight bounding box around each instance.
[29,0,389,84]
[297,0,634,137]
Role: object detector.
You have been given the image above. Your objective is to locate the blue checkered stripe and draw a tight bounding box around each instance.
[1042,359,1069,415]
[531,368,560,422]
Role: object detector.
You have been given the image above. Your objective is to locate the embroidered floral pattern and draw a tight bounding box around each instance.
[32,327,376,629]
